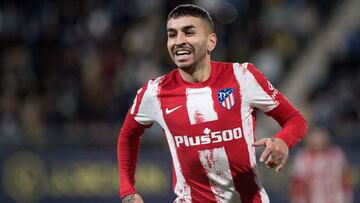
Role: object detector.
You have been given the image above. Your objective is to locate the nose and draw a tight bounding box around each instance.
[174,33,186,46]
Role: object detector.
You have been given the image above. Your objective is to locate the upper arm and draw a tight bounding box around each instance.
[130,75,166,125]
[130,82,157,126]
[236,63,284,113]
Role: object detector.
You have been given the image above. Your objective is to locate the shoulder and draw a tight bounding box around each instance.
[223,61,262,78]
[140,69,177,96]
[233,62,260,74]
[130,73,167,116]
[210,61,259,79]
[211,60,235,67]
[211,61,252,71]
[140,76,164,99]
[230,61,267,83]
[211,61,259,70]
[234,62,273,89]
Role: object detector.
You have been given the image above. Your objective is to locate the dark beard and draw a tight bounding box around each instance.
[177,61,197,74]
[176,49,208,74]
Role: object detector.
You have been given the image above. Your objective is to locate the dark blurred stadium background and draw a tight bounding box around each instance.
[0,0,359,203]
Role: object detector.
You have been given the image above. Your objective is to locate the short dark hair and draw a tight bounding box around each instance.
[168,4,214,32]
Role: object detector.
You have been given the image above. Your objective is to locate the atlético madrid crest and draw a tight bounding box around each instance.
[217,88,235,110]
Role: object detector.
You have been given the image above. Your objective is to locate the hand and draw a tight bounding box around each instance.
[122,193,144,203]
[253,137,289,172]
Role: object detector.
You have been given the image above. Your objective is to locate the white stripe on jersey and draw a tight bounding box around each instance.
[142,77,192,203]
[186,87,218,125]
[229,94,234,107]
[130,94,137,115]
[130,88,143,115]
[198,147,242,203]
[233,63,257,167]
[234,63,278,112]
[233,63,270,203]
[225,96,230,109]
[133,78,164,125]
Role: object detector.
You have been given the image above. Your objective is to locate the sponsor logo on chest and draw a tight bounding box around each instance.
[174,127,242,148]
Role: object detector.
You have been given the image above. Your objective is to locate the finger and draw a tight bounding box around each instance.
[264,155,275,168]
[267,161,277,169]
[275,162,284,172]
[253,138,268,147]
[266,142,282,165]
[259,148,272,162]
[275,155,288,172]
[265,154,275,165]
[274,153,284,166]
[268,151,284,169]
[268,149,281,165]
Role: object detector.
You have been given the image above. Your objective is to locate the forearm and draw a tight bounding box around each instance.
[274,111,307,148]
[117,111,147,198]
[268,99,308,148]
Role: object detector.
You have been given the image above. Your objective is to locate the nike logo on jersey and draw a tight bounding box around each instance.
[165,105,182,114]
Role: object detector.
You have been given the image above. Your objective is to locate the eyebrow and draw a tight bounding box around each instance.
[167,25,196,32]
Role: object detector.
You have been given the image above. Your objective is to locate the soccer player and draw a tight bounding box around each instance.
[290,127,353,203]
[118,4,307,203]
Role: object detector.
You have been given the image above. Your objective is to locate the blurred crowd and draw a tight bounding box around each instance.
[0,0,344,147]
[308,25,360,146]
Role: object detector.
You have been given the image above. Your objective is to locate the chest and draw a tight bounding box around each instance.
[158,78,249,137]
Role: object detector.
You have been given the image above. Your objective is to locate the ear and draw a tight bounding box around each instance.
[207,33,217,53]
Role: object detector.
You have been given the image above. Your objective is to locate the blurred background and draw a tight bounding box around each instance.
[0,0,359,202]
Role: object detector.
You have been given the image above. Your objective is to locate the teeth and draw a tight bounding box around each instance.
[176,50,191,55]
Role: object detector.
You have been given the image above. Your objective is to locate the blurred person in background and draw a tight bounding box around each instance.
[290,127,354,203]
[118,4,307,203]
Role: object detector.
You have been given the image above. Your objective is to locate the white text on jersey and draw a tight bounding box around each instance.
[174,127,242,147]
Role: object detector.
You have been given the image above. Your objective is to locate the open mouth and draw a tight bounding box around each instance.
[175,49,192,56]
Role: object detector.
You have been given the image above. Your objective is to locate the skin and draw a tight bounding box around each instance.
[167,16,216,83]
[122,193,143,203]
[306,127,330,151]
[253,137,289,172]
[122,15,290,202]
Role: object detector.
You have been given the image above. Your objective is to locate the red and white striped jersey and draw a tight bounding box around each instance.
[290,147,353,203]
[119,61,307,203]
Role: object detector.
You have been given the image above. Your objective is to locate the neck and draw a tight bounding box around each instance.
[178,58,211,83]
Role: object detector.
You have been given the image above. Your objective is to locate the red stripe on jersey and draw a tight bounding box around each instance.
[213,63,262,202]
[159,71,217,202]
[159,62,264,202]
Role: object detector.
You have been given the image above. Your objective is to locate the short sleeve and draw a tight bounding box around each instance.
[129,81,157,125]
[244,63,284,112]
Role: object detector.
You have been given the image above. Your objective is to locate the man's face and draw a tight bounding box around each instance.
[167,16,216,70]
[307,129,330,151]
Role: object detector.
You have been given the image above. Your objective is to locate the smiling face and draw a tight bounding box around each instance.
[167,16,216,71]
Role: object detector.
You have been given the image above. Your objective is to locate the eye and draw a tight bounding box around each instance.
[185,31,194,36]
[168,32,176,38]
